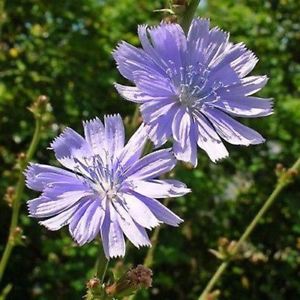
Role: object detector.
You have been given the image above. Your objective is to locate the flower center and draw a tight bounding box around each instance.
[166,63,212,109]
[178,84,199,107]
[76,155,124,201]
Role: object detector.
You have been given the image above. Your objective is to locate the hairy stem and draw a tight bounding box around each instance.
[0,114,43,283]
[180,0,201,34]
[198,157,300,300]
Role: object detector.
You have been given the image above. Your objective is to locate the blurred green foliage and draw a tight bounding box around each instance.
[1,0,300,299]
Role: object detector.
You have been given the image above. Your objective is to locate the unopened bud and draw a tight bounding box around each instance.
[17,152,26,169]
[218,237,229,247]
[206,289,221,300]
[18,152,26,160]
[86,277,103,299]
[28,95,49,117]
[164,15,178,24]
[86,277,101,290]
[250,252,268,264]
[106,265,153,298]
[287,168,298,178]
[9,226,25,246]
[275,163,286,177]
[227,241,238,256]
[4,186,15,207]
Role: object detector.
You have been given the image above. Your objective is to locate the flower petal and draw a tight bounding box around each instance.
[131,191,183,226]
[205,26,229,64]
[125,149,176,180]
[114,84,165,103]
[113,200,151,248]
[122,193,160,229]
[218,76,268,96]
[101,204,126,258]
[141,99,177,123]
[104,114,125,158]
[147,23,186,70]
[212,96,273,118]
[130,179,190,198]
[193,112,229,162]
[118,124,148,171]
[172,108,190,143]
[25,163,82,192]
[204,107,265,145]
[39,201,83,231]
[133,70,175,97]
[83,118,106,156]
[187,18,210,65]
[69,198,104,245]
[50,128,92,162]
[144,104,178,147]
[138,25,168,68]
[113,41,163,81]
[172,111,198,166]
[28,190,91,218]
[231,49,258,77]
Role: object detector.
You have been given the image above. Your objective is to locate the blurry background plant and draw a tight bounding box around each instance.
[0,0,300,299]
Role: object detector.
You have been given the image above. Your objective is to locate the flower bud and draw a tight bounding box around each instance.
[4,186,15,207]
[9,226,25,246]
[86,277,103,299]
[28,95,49,118]
[106,265,153,298]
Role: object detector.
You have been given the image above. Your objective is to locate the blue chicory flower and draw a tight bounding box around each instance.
[113,18,273,166]
[25,115,190,258]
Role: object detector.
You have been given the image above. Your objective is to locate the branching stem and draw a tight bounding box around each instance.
[198,157,300,300]
[0,105,43,283]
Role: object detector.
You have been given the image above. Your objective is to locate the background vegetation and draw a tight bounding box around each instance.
[1,0,300,299]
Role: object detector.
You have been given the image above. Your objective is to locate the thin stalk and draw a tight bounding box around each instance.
[128,198,170,300]
[144,198,170,268]
[198,157,300,300]
[130,106,140,131]
[0,116,43,283]
[86,244,110,300]
[0,284,12,300]
[95,245,109,283]
[180,0,201,34]
[0,0,5,36]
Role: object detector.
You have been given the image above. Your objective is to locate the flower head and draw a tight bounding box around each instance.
[113,19,273,166]
[25,115,189,258]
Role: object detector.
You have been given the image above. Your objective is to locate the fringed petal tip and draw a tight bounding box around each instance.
[50,127,72,147]
[135,241,152,249]
[173,217,184,227]
[82,117,102,127]
[210,152,229,164]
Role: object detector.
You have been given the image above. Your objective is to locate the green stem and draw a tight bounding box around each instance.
[198,157,300,300]
[86,244,110,300]
[144,198,170,269]
[180,0,201,34]
[95,245,109,283]
[128,198,170,300]
[0,0,5,36]
[130,106,140,131]
[0,284,12,300]
[0,116,42,283]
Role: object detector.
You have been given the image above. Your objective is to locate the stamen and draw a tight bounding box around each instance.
[174,64,219,110]
[72,153,125,203]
